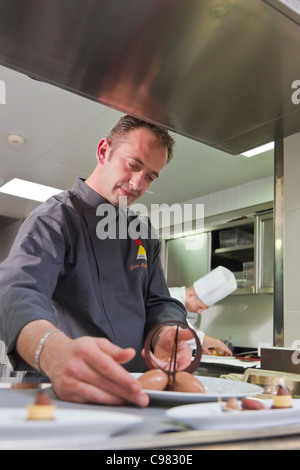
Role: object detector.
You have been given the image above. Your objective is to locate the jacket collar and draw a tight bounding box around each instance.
[71,177,109,210]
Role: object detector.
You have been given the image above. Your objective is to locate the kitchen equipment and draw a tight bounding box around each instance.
[243,368,300,397]
[219,229,254,248]
[261,347,300,374]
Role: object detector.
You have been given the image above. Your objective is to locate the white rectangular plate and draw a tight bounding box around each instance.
[133,374,263,404]
[0,408,143,440]
[166,399,300,430]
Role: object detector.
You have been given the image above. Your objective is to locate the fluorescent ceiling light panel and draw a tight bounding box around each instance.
[278,0,300,15]
[242,142,274,157]
[263,0,300,26]
[0,178,62,202]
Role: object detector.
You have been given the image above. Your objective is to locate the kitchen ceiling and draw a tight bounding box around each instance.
[0,0,299,156]
[3,0,291,219]
[0,65,274,220]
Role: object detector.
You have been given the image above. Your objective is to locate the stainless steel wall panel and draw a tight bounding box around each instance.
[0,0,300,154]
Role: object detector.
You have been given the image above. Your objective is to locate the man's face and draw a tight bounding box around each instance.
[96,127,168,206]
[186,291,209,314]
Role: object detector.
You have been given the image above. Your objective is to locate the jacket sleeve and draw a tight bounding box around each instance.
[0,212,65,369]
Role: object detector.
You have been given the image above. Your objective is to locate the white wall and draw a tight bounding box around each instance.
[284,132,300,347]
[184,175,274,219]
[199,294,273,348]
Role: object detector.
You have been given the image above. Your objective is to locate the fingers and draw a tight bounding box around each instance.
[145,331,193,371]
[223,342,233,356]
[223,347,233,356]
[177,327,194,341]
[158,325,194,344]
[51,337,149,407]
[202,347,211,355]
[98,340,137,364]
[57,372,149,406]
[207,346,233,356]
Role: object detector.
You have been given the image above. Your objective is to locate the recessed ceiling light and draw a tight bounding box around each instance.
[0,178,62,202]
[242,142,274,157]
[8,134,25,145]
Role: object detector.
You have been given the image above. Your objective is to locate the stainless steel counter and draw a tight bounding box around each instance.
[1,369,300,450]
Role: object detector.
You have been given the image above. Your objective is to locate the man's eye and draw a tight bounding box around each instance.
[129,163,138,170]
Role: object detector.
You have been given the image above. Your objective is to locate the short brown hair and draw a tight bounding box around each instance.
[106,115,175,163]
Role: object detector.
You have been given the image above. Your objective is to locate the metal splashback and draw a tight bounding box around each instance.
[0,0,299,154]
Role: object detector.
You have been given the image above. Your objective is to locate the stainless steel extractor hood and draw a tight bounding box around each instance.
[0,0,299,154]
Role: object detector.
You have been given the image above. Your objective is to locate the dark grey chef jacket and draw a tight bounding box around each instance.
[0,178,187,372]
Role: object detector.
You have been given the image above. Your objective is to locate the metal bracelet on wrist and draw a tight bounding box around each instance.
[34,328,62,374]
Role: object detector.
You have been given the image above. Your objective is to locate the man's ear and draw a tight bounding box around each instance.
[96,138,110,164]
[186,290,192,299]
[186,288,194,302]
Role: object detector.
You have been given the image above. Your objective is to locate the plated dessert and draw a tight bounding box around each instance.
[272,385,293,409]
[140,321,205,394]
[27,390,56,420]
[138,369,206,393]
[224,385,293,412]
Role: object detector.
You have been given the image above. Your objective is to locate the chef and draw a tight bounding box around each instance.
[0,115,193,407]
[169,266,237,356]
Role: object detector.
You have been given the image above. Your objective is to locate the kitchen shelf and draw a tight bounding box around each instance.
[211,223,255,277]
[213,244,254,260]
[164,208,273,296]
[211,218,256,294]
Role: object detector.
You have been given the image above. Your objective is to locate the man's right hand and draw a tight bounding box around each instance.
[17,320,149,407]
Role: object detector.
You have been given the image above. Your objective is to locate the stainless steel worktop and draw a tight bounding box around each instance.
[1,369,300,450]
[1,386,300,450]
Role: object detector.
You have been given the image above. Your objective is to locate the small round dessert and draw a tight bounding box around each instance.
[167,371,206,393]
[241,398,264,411]
[226,397,239,410]
[138,369,168,391]
[272,385,293,409]
[27,390,56,420]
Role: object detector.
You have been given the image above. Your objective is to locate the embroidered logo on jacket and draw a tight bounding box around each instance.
[134,239,147,260]
[136,245,147,260]
[129,239,148,271]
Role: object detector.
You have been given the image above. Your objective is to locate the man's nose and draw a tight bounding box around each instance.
[130,172,145,192]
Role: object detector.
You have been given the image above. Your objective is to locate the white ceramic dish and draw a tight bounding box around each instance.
[166,399,300,430]
[0,408,143,440]
[0,383,51,389]
[133,374,263,404]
